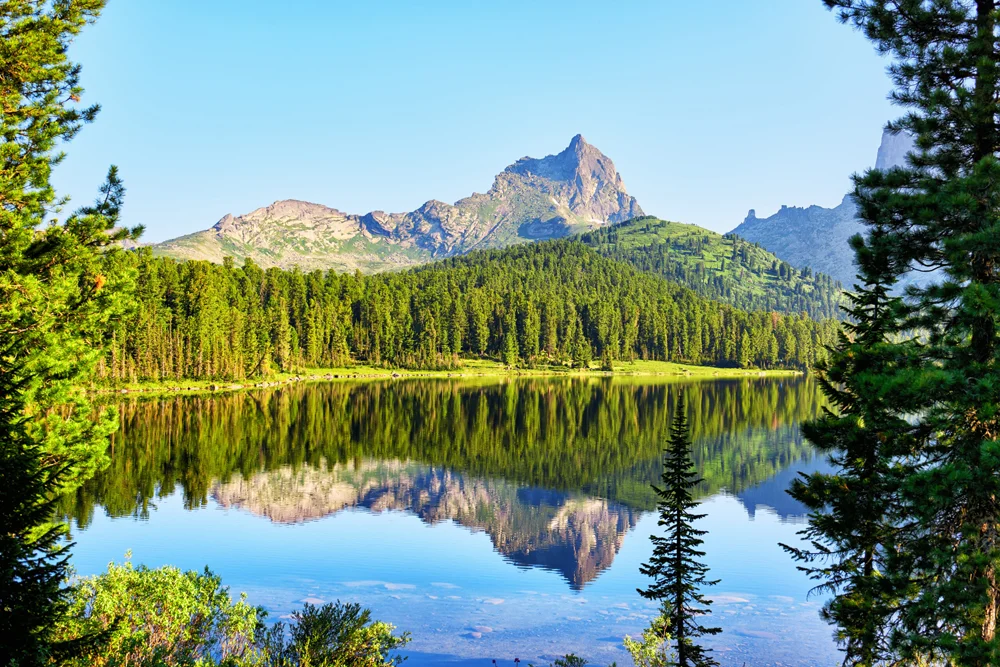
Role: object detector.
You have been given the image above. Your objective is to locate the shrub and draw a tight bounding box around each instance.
[55,556,264,666]
[259,601,410,667]
[54,556,410,667]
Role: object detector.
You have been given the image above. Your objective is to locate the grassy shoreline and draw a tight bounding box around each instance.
[90,359,802,397]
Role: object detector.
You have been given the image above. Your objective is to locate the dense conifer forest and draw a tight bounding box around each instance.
[580,216,845,320]
[97,240,839,383]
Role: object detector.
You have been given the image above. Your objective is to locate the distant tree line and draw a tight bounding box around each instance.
[96,241,839,383]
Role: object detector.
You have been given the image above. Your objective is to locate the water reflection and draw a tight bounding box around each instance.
[734,455,836,522]
[212,461,639,589]
[62,376,824,589]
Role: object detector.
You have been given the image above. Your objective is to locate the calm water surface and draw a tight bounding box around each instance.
[63,377,839,666]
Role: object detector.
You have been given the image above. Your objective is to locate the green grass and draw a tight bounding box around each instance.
[92,359,800,396]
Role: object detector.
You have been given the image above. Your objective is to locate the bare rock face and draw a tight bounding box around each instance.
[152,136,644,273]
[503,134,643,225]
[729,128,930,289]
[874,129,916,170]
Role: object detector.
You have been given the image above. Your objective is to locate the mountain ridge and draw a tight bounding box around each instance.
[153,135,643,272]
[729,130,920,287]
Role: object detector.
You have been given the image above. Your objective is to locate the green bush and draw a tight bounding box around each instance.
[258,602,409,667]
[56,556,264,666]
[622,611,673,667]
[55,557,409,667]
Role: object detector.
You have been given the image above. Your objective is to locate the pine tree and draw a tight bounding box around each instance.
[638,394,721,667]
[571,322,592,369]
[502,309,519,367]
[738,331,752,369]
[0,373,102,665]
[825,2,1000,663]
[782,229,915,666]
[0,1,139,662]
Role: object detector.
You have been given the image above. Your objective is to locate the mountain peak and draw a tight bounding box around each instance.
[729,127,927,288]
[875,128,916,170]
[508,136,624,185]
[156,136,643,272]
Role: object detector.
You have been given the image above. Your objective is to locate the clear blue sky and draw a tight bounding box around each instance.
[53,0,894,242]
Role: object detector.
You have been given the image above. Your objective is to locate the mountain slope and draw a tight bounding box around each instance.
[580,216,845,319]
[153,135,643,272]
[729,129,919,287]
[729,196,862,287]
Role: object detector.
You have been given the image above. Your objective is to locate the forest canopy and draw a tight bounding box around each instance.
[97,240,839,383]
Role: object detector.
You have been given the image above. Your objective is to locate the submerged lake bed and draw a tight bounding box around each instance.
[65,377,839,666]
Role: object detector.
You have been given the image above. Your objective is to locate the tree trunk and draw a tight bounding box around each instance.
[972,0,999,650]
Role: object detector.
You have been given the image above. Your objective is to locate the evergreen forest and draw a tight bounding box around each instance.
[581,216,845,320]
[96,241,839,384]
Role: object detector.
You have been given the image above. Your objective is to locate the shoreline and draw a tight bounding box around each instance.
[89,360,804,397]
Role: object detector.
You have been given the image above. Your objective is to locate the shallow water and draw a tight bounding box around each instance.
[64,377,839,666]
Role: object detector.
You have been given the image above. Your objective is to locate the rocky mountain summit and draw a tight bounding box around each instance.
[730,129,920,288]
[153,135,643,272]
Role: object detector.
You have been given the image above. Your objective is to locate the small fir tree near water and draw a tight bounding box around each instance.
[636,394,721,667]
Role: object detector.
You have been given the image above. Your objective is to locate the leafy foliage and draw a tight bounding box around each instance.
[637,395,720,667]
[259,601,409,667]
[0,1,141,663]
[53,558,409,667]
[581,216,845,319]
[56,557,265,667]
[622,613,673,667]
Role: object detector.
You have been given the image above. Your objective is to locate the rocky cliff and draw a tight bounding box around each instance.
[729,129,923,288]
[153,135,643,273]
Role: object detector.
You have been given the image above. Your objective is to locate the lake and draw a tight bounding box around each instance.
[63,376,839,666]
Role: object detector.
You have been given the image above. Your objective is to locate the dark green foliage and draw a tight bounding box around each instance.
[580,216,845,319]
[783,229,916,665]
[638,395,720,667]
[0,375,83,667]
[101,242,839,382]
[0,1,141,664]
[821,1,1000,664]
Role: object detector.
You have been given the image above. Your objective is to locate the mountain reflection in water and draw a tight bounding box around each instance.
[62,376,824,589]
[212,461,638,589]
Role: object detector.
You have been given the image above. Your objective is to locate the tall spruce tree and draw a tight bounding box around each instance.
[638,393,721,667]
[0,1,140,663]
[783,228,916,666]
[825,1,1000,664]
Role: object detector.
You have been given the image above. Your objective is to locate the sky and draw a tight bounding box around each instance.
[53,0,896,242]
